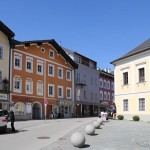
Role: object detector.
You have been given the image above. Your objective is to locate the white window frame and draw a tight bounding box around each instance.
[107,81,110,89]
[48,84,54,97]
[58,67,63,79]
[58,85,63,98]
[37,81,43,96]
[13,77,22,93]
[14,52,22,70]
[66,87,71,99]
[66,70,71,81]
[100,90,103,100]
[100,78,103,88]
[104,91,107,100]
[48,64,54,77]
[49,50,54,59]
[26,79,33,94]
[37,60,43,75]
[26,56,33,73]
[123,99,128,111]
[139,98,145,111]
[0,45,3,60]
[111,82,114,90]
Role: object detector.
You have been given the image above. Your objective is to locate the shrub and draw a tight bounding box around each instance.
[117,115,124,120]
[133,115,140,121]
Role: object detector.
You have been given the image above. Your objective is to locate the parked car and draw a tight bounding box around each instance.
[0,110,8,133]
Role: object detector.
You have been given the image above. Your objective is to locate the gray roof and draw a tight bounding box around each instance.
[111,38,150,64]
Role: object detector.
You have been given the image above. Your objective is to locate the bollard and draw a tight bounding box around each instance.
[85,124,95,135]
[71,132,85,148]
[93,120,101,129]
[97,117,103,124]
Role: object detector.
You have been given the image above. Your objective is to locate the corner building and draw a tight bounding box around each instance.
[11,39,78,120]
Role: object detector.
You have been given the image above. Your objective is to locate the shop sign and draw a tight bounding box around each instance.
[0,94,7,100]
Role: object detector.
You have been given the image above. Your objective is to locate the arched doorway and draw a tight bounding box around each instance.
[32,102,42,119]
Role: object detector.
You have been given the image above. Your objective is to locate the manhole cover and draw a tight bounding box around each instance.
[37,136,50,139]
[59,138,66,140]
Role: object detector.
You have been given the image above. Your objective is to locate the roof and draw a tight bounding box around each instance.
[12,39,78,69]
[0,21,15,39]
[111,38,150,64]
[63,47,97,64]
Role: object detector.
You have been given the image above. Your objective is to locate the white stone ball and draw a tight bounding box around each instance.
[71,132,85,148]
[85,124,95,135]
[97,117,103,124]
[93,120,101,129]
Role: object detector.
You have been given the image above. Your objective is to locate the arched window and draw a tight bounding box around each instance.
[14,102,26,115]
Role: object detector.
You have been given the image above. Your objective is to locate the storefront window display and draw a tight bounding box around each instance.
[14,102,25,115]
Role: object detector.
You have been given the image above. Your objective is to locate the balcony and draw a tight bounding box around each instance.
[76,80,87,87]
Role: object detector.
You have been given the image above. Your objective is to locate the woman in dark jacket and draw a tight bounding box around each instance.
[10,110,15,132]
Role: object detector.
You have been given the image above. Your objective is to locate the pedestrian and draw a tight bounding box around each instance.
[112,109,116,120]
[10,110,15,132]
[51,111,54,119]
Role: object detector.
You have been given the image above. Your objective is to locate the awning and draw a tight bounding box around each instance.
[0,100,10,104]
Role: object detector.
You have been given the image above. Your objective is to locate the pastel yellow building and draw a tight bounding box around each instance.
[0,21,15,109]
[111,39,150,121]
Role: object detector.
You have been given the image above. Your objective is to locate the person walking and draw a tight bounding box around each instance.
[10,110,15,132]
[112,109,116,120]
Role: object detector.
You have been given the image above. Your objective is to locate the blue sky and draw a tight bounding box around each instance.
[1,0,150,70]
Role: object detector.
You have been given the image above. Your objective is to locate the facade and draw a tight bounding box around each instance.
[64,48,100,117]
[11,39,78,120]
[111,38,150,121]
[0,21,15,110]
[99,69,115,111]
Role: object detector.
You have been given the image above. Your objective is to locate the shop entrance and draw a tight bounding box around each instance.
[32,102,42,119]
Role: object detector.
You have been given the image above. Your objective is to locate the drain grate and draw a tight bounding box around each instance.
[37,136,50,139]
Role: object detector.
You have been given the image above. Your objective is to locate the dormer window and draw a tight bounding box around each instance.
[0,45,3,60]
[49,50,54,59]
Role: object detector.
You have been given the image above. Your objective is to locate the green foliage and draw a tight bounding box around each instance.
[117,115,124,120]
[133,115,140,121]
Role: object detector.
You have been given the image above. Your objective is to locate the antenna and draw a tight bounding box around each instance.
[59,41,62,46]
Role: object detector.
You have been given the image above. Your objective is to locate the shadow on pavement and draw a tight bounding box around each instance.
[0,128,28,135]
[81,144,90,148]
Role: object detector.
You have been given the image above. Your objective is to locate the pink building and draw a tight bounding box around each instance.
[99,69,115,111]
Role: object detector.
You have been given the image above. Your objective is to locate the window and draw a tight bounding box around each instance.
[103,80,106,88]
[26,56,33,73]
[49,50,54,58]
[139,98,145,111]
[123,72,128,85]
[104,91,107,100]
[41,48,45,53]
[58,67,63,79]
[37,81,43,96]
[139,68,145,82]
[0,70,2,83]
[26,79,33,94]
[58,86,63,98]
[100,91,103,100]
[84,90,86,99]
[123,99,128,111]
[77,73,80,82]
[66,70,71,81]
[48,64,54,77]
[14,53,22,70]
[14,77,22,93]
[90,77,93,85]
[100,78,103,87]
[0,46,3,60]
[37,60,43,75]
[14,102,25,115]
[66,88,71,99]
[95,93,97,100]
[48,84,54,97]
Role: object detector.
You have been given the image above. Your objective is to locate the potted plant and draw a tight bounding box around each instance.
[3,78,9,91]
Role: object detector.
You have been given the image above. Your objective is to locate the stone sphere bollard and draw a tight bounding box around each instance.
[93,120,101,129]
[97,117,103,124]
[85,124,95,135]
[71,132,85,148]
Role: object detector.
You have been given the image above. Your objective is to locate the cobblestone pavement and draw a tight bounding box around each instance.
[43,119,150,150]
